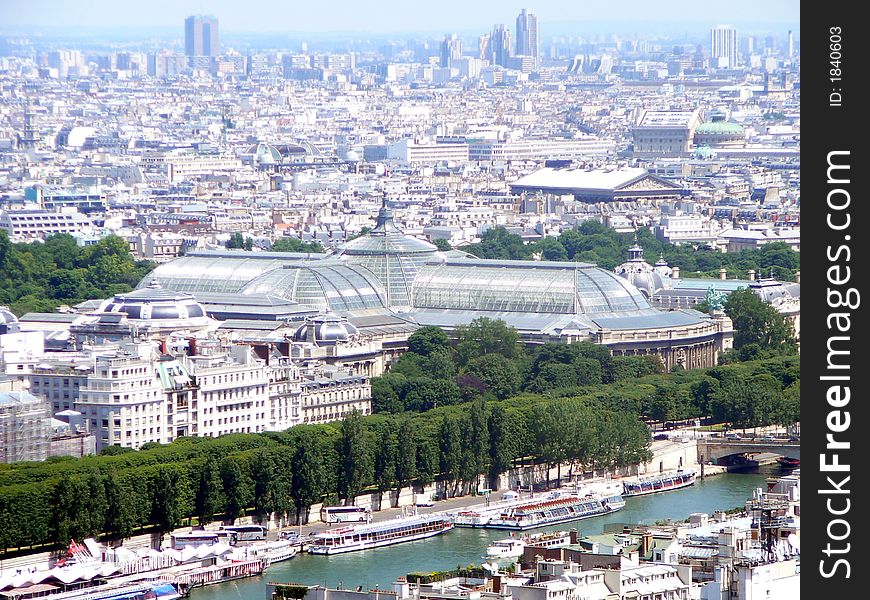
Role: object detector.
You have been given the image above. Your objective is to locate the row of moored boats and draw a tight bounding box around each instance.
[306,470,696,555]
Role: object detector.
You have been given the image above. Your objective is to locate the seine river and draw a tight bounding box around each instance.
[192,466,780,600]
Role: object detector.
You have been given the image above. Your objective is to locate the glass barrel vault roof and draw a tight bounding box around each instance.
[411,259,651,315]
[240,263,386,312]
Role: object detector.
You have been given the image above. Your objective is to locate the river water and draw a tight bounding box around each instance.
[192,466,780,600]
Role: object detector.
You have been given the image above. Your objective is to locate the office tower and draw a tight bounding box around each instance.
[788,30,794,57]
[490,24,512,67]
[515,8,539,66]
[185,15,219,58]
[440,34,462,68]
[710,25,738,68]
[478,33,491,61]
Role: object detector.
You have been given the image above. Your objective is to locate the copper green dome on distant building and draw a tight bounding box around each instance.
[693,115,745,147]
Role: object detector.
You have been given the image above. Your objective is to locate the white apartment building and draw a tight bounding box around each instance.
[299,369,370,425]
[655,214,721,245]
[468,137,615,162]
[0,209,92,241]
[387,138,469,164]
[188,345,270,438]
[157,154,242,183]
[27,338,372,450]
[0,391,51,463]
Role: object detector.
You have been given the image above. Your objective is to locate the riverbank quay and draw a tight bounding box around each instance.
[1,440,710,576]
[266,470,800,600]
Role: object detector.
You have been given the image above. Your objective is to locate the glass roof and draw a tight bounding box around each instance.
[345,253,433,308]
[338,202,442,307]
[139,251,325,294]
[240,264,385,312]
[339,203,439,256]
[411,260,650,315]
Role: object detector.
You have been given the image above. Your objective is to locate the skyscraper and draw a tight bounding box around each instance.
[185,15,219,58]
[515,8,539,67]
[440,34,462,68]
[490,24,512,68]
[710,25,738,69]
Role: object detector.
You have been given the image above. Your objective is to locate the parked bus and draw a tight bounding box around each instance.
[171,532,229,549]
[320,505,371,524]
[219,524,267,541]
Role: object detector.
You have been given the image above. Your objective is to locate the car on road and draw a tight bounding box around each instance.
[415,493,434,507]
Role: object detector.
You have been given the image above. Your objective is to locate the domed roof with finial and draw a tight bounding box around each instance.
[339,196,443,308]
[613,243,669,297]
[97,281,210,323]
[293,313,360,345]
[341,197,439,256]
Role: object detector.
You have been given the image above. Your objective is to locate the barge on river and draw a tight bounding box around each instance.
[306,514,454,555]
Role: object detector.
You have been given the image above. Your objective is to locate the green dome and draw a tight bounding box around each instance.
[695,120,744,136]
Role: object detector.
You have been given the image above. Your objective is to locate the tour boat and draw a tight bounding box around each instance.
[244,539,299,566]
[482,493,625,530]
[486,537,527,559]
[306,514,454,555]
[776,456,800,469]
[486,530,574,558]
[621,470,696,497]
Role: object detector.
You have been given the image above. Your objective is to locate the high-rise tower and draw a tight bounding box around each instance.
[440,34,462,68]
[490,24,512,67]
[184,15,219,58]
[515,8,539,67]
[710,25,738,69]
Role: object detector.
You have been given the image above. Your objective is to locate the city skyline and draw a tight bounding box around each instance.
[2,0,800,35]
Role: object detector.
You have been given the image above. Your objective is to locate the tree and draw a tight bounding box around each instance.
[535,237,568,261]
[395,419,418,494]
[251,450,278,524]
[403,378,461,411]
[465,399,490,489]
[51,473,84,544]
[527,362,578,393]
[336,411,373,504]
[464,226,531,260]
[464,353,521,400]
[226,233,253,251]
[104,468,137,540]
[220,457,248,523]
[84,469,108,537]
[272,237,324,253]
[194,458,222,526]
[407,326,451,357]
[438,415,463,493]
[433,238,452,251]
[488,405,516,488]
[291,441,324,524]
[574,357,603,386]
[455,317,521,364]
[373,421,398,498]
[152,466,184,534]
[724,288,797,353]
[372,377,403,414]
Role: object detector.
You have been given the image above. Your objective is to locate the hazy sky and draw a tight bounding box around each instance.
[1,0,799,33]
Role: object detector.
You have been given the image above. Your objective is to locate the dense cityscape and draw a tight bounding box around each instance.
[0,3,800,600]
